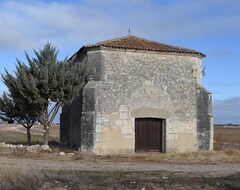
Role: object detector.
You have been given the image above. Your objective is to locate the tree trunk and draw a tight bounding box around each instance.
[43,102,60,146]
[27,127,31,146]
[43,125,49,145]
[43,110,49,145]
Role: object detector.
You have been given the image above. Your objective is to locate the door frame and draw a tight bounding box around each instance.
[134,117,166,153]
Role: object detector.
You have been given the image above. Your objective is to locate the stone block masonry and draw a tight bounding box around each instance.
[60,36,212,154]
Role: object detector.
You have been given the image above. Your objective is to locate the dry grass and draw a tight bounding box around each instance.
[0,167,239,189]
[29,170,240,189]
[0,124,59,137]
[214,126,240,144]
[90,150,240,164]
[0,167,43,190]
[214,126,240,151]
[1,125,240,189]
[0,131,59,145]
[2,147,240,163]
[1,139,239,163]
[1,124,240,164]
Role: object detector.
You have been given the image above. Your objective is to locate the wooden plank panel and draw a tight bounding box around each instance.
[135,118,163,152]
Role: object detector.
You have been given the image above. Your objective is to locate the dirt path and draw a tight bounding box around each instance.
[1,157,240,189]
[1,157,240,175]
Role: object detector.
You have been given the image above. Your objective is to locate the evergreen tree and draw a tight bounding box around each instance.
[0,64,40,145]
[25,43,87,145]
[1,43,87,146]
[0,93,38,145]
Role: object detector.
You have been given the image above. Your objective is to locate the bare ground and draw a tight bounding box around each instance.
[0,156,240,174]
[1,124,240,189]
[0,156,240,189]
[40,170,240,190]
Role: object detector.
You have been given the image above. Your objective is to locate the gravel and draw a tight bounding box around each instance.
[0,157,239,176]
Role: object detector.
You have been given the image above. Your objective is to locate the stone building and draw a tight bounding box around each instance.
[60,35,213,154]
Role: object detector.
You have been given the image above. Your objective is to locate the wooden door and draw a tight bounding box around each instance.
[135,118,163,152]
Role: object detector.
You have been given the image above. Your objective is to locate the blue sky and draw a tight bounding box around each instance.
[0,0,239,124]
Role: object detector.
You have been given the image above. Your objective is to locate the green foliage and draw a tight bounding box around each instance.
[25,43,86,106]
[0,42,87,145]
[0,82,38,128]
[0,64,40,144]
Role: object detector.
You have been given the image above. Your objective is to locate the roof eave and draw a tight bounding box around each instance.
[73,45,206,59]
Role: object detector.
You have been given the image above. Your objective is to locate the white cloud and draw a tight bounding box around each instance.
[0,0,123,51]
[0,0,239,52]
[0,0,240,124]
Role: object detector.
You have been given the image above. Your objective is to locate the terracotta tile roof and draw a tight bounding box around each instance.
[83,35,205,57]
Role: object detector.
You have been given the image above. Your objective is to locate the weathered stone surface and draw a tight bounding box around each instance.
[60,43,212,154]
[60,91,83,149]
[197,87,213,150]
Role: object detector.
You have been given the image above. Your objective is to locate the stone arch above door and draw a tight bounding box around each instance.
[131,106,170,119]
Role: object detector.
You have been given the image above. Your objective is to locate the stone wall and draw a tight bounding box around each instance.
[197,87,214,150]
[60,50,102,150]
[60,105,70,146]
[83,49,203,154]
[60,93,83,149]
[61,48,213,154]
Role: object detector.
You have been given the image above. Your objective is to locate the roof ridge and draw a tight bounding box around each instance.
[86,35,133,46]
[83,35,205,57]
